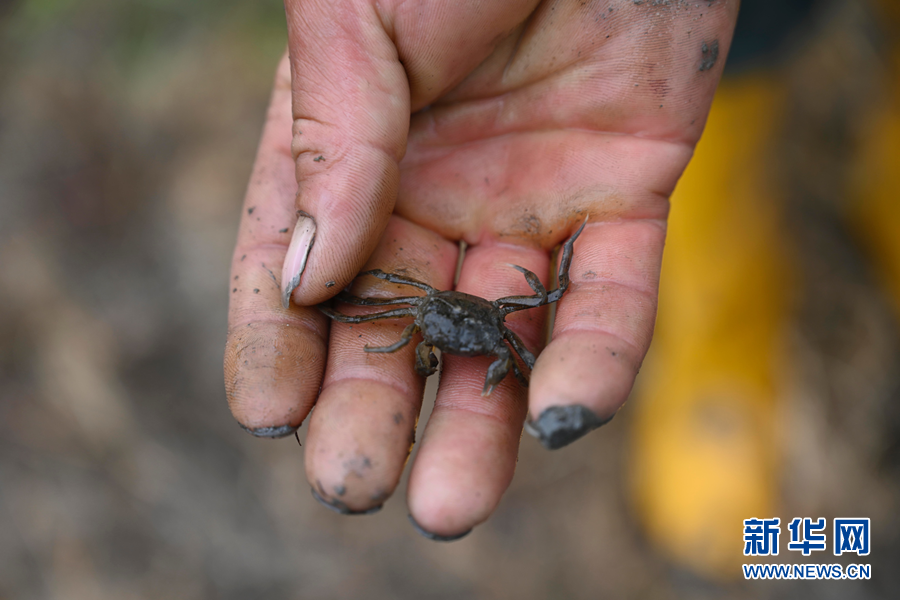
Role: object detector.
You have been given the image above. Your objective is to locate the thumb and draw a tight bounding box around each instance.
[281,0,409,307]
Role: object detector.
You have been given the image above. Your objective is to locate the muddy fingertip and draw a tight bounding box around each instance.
[408,514,473,542]
[524,405,613,450]
[239,423,300,439]
[310,487,384,516]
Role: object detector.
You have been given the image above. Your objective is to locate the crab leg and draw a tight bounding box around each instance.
[494,264,548,313]
[509,264,548,298]
[546,218,587,304]
[317,305,416,324]
[508,352,530,389]
[336,291,423,307]
[497,296,545,314]
[362,269,435,292]
[502,328,536,369]
[482,349,513,397]
[414,341,439,377]
[364,323,420,353]
[496,220,587,312]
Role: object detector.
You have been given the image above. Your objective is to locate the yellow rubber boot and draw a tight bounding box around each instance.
[629,76,789,580]
[848,24,900,322]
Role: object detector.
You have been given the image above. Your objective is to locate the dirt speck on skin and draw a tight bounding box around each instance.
[325,280,335,288]
[632,0,673,6]
[279,228,288,233]
[334,485,346,497]
[583,270,597,279]
[699,39,719,71]
[248,206,255,215]
[343,455,373,477]
[508,213,541,237]
[393,412,403,425]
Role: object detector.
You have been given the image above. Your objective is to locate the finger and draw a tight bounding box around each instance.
[280,0,411,305]
[407,241,549,538]
[304,217,458,513]
[224,54,329,437]
[526,218,665,449]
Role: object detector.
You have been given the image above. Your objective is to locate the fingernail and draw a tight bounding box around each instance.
[310,488,383,516]
[524,405,613,450]
[239,423,299,439]
[281,211,317,308]
[408,515,472,542]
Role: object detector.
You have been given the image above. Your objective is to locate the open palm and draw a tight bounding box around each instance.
[225,0,738,540]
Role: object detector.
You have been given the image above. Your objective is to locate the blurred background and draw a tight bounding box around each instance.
[1,0,898,598]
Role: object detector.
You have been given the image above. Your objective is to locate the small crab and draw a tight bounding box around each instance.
[319,220,587,396]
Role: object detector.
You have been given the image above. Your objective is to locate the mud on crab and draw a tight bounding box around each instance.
[319,220,587,396]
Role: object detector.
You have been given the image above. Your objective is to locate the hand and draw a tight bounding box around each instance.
[225,0,738,539]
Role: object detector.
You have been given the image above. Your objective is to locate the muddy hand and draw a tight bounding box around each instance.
[225,0,739,541]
